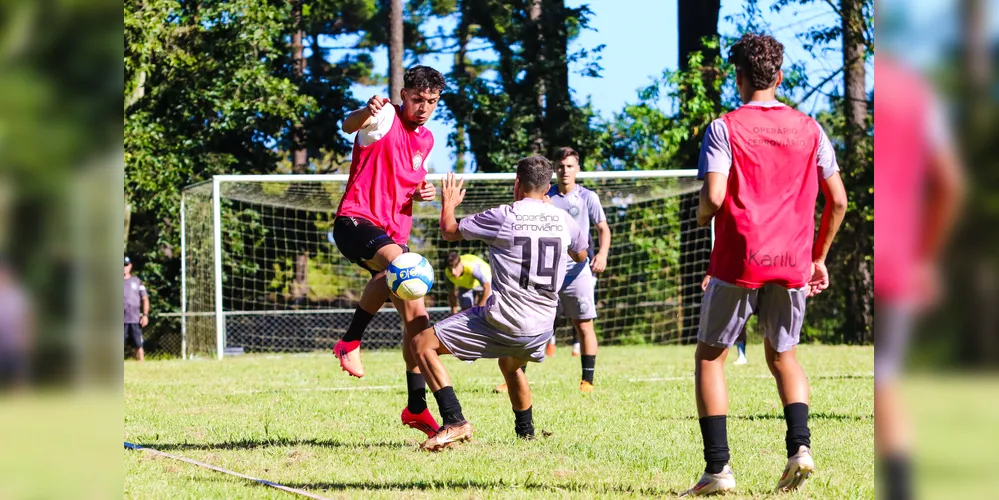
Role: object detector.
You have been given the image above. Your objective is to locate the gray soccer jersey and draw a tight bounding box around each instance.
[546,185,606,277]
[458,198,588,336]
[124,276,147,324]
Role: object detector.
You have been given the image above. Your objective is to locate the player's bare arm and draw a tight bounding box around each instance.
[440,173,466,241]
[591,221,611,273]
[697,172,727,227]
[809,171,848,297]
[478,282,492,307]
[569,247,588,264]
[449,286,459,315]
[342,95,390,134]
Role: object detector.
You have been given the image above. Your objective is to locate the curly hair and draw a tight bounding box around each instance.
[516,155,554,193]
[728,33,784,91]
[403,65,445,93]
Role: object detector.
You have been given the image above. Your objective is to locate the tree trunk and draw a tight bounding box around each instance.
[841,0,872,343]
[542,0,571,155]
[291,0,307,173]
[389,0,404,104]
[452,0,472,172]
[677,0,721,71]
[959,0,997,363]
[676,0,720,343]
[527,0,545,154]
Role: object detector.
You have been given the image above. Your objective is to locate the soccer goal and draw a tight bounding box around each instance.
[180,170,711,359]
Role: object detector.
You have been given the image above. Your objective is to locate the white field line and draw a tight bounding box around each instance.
[124,442,332,500]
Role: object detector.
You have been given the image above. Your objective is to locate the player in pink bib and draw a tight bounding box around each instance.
[682,34,849,496]
[331,66,444,438]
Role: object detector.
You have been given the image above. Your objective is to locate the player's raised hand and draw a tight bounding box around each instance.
[413,181,436,201]
[806,260,829,298]
[441,172,466,209]
[366,95,390,116]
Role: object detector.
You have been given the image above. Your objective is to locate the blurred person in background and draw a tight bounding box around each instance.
[874,50,965,500]
[444,251,492,315]
[0,258,33,389]
[123,256,149,362]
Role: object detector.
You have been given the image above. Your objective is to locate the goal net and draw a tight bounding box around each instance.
[180,171,711,359]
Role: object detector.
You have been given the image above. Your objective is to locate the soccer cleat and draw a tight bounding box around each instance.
[579,380,595,393]
[681,465,736,496]
[776,445,815,492]
[333,340,364,378]
[401,407,439,438]
[494,383,508,393]
[571,342,581,356]
[734,354,748,365]
[545,342,557,358]
[420,421,474,452]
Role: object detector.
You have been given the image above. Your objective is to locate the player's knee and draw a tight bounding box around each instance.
[695,342,726,362]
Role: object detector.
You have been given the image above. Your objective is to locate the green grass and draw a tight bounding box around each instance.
[124,345,873,499]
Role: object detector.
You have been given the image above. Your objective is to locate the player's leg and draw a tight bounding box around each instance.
[683,279,752,496]
[498,356,535,438]
[412,313,478,451]
[759,284,814,492]
[389,286,437,437]
[734,325,748,365]
[330,216,404,377]
[563,269,599,391]
[573,319,597,392]
[874,303,914,500]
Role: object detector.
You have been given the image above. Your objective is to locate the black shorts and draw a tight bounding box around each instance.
[124,323,143,349]
[332,216,409,275]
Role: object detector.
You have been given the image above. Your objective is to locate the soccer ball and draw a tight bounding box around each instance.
[386,252,435,300]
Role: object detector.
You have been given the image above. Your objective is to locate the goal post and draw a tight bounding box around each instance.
[180,170,711,359]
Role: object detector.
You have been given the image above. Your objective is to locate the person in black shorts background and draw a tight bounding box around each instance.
[123,256,148,362]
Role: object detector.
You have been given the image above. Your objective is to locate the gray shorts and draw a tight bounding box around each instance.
[434,307,554,363]
[697,278,807,353]
[874,303,914,384]
[558,266,597,320]
[457,288,475,310]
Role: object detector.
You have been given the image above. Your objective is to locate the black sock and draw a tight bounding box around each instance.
[406,372,427,414]
[342,307,375,343]
[783,403,811,457]
[699,415,730,474]
[520,365,527,374]
[432,386,465,426]
[882,454,911,500]
[514,406,535,438]
[581,354,596,383]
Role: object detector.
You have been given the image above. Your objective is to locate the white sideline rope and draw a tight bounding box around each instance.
[124,442,332,500]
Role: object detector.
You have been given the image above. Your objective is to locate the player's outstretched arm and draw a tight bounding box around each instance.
[440,173,467,241]
[342,95,390,134]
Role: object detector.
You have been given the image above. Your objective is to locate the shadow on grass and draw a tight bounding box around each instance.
[146,437,410,451]
[736,412,872,421]
[279,479,676,496]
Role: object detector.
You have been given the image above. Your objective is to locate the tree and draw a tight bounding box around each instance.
[389,0,404,103]
[676,0,722,342]
[838,0,873,343]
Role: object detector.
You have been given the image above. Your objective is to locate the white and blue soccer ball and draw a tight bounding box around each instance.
[386,252,435,300]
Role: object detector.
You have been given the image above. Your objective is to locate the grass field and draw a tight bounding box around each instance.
[124,345,873,499]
